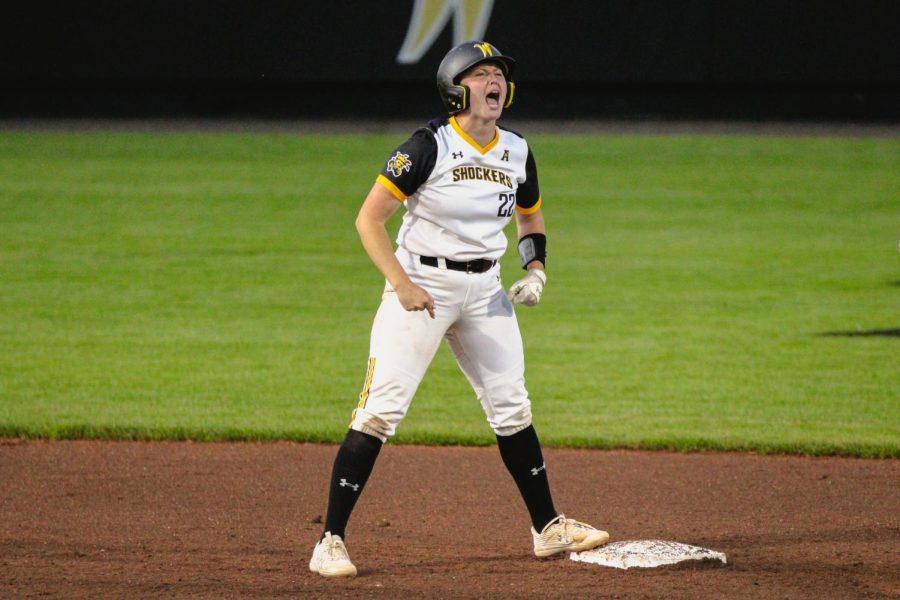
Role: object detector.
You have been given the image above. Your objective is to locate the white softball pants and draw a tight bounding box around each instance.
[350,247,533,441]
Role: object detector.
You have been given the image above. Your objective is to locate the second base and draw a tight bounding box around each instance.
[570,540,727,570]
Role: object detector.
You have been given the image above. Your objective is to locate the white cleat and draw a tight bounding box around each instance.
[532,514,610,558]
[309,532,358,578]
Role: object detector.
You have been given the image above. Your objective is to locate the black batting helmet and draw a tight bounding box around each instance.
[436,41,516,114]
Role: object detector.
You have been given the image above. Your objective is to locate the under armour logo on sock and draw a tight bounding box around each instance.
[339,478,360,491]
[530,463,546,476]
[452,151,464,159]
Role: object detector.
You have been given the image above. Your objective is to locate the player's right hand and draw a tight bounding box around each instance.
[395,281,435,318]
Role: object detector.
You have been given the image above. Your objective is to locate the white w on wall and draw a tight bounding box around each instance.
[397,0,495,64]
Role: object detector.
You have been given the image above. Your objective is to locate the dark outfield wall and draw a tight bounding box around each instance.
[2,0,898,120]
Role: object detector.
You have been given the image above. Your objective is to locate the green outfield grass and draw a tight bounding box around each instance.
[0,129,897,456]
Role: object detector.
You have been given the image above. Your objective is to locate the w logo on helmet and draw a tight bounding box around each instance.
[473,42,493,57]
[387,151,412,177]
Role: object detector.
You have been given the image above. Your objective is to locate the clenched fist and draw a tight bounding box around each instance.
[508,268,547,306]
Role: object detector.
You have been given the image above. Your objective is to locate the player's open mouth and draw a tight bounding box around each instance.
[486,91,500,107]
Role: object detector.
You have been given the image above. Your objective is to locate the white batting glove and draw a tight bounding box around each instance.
[508,268,547,306]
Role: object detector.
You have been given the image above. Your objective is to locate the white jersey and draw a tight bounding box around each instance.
[376,116,541,261]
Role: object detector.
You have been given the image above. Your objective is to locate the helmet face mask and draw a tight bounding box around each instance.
[436,41,516,114]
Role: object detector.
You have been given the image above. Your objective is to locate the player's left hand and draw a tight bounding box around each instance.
[508,268,547,306]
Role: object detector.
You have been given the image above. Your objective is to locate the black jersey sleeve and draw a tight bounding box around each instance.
[515,145,542,214]
[376,128,438,201]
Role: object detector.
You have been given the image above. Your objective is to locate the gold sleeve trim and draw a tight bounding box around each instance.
[376,174,407,201]
[515,196,542,215]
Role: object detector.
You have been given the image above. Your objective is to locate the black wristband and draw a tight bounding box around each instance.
[517,233,547,269]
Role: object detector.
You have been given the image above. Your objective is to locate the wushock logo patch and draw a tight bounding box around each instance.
[387,151,412,177]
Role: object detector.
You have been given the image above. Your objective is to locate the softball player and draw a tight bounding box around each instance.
[310,41,610,578]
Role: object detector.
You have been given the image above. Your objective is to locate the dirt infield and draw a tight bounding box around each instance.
[1,441,897,599]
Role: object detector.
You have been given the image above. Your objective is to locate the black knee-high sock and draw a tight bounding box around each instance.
[322,429,383,540]
[496,425,558,532]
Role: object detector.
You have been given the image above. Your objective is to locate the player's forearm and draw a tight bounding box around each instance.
[355,217,413,290]
[355,183,414,290]
[515,210,546,270]
[515,209,545,238]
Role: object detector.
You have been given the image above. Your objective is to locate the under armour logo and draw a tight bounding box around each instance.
[530,463,546,476]
[339,478,360,492]
[452,151,464,159]
[501,149,509,161]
